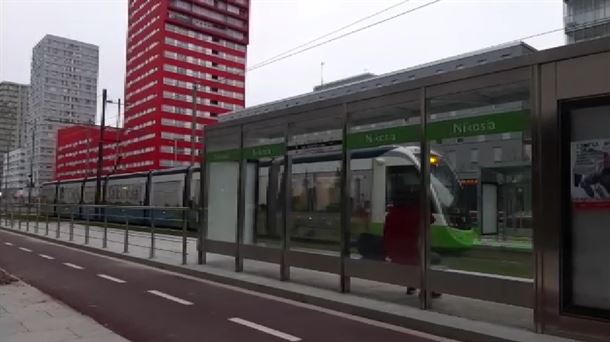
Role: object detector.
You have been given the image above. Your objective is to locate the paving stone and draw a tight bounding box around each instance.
[0,281,128,342]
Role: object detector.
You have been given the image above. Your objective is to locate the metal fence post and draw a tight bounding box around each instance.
[35,201,40,234]
[69,207,75,241]
[18,205,22,230]
[26,204,30,232]
[123,210,129,253]
[10,205,14,228]
[45,205,49,235]
[56,206,61,239]
[149,210,155,259]
[103,208,108,248]
[182,209,188,265]
[85,207,90,245]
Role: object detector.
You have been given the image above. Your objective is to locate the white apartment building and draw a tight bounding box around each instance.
[26,35,99,190]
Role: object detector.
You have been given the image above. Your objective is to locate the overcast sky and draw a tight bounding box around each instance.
[0,0,564,123]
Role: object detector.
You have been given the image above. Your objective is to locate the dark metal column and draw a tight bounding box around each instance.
[280,124,292,281]
[530,63,544,334]
[198,133,208,265]
[235,126,246,272]
[419,87,431,309]
[339,105,351,293]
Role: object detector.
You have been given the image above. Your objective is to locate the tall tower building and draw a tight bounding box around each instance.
[0,82,29,189]
[564,0,610,43]
[121,0,249,173]
[28,35,99,188]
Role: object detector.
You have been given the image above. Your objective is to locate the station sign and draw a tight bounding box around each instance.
[345,110,529,149]
[206,149,241,162]
[242,143,286,159]
[346,125,419,149]
[426,110,528,141]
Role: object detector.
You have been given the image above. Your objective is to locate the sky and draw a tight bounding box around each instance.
[0,0,564,123]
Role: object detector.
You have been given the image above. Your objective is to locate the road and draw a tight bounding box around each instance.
[0,230,452,342]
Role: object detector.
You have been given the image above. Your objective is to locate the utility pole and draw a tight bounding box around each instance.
[190,83,198,166]
[320,61,325,86]
[94,89,107,205]
[28,121,35,204]
[114,99,121,170]
[2,149,9,212]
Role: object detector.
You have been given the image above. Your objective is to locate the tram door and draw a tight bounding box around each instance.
[481,183,498,235]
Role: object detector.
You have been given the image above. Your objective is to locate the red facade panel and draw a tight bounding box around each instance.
[55,125,121,181]
[120,0,249,174]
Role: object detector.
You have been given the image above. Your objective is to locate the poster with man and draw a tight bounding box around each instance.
[571,139,610,209]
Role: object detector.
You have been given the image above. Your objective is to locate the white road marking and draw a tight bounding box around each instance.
[228,317,301,342]
[18,247,32,252]
[63,262,84,270]
[97,274,126,284]
[147,290,193,305]
[4,242,13,246]
[39,254,55,260]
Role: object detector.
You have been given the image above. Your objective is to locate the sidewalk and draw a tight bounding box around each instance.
[0,219,578,342]
[0,269,128,342]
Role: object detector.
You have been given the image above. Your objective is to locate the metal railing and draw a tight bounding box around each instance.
[0,202,197,265]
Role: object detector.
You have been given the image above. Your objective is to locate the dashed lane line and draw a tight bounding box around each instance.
[97,274,127,284]
[39,254,55,260]
[63,262,84,270]
[228,317,302,342]
[147,290,193,305]
[18,247,32,252]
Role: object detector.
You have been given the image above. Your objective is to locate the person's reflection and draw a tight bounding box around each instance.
[383,186,420,266]
[383,185,440,297]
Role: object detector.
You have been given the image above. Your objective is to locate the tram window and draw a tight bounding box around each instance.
[152,181,182,207]
[386,165,420,207]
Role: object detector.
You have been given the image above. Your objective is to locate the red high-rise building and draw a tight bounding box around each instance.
[121,0,249,173]
[55,125,121,181]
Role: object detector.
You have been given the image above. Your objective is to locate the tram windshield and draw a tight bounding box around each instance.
[427,154,470,229]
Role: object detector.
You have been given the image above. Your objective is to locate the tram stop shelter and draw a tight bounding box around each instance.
[200,37,610,341]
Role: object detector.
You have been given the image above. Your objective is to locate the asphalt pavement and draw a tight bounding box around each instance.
[0,229,454,342]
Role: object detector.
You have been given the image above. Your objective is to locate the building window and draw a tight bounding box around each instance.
[470,148,479,164]
[493,147,503,162]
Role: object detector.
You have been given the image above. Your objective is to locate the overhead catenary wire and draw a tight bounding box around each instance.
[247,0,414,70]
[247,0,443,72]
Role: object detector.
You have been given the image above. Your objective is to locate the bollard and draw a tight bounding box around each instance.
[103,211,108,248]
[85,210,90,245]
[149,210,156,259]
[69,209,74,241]
[182,209,188,265]
[123,211,129,253]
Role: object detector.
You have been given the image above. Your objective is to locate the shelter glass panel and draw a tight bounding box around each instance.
[427,81,532,279]
[243,123,286,248]
[287,114,343,256]
[206,127,241,243]
[347,97,423,291]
